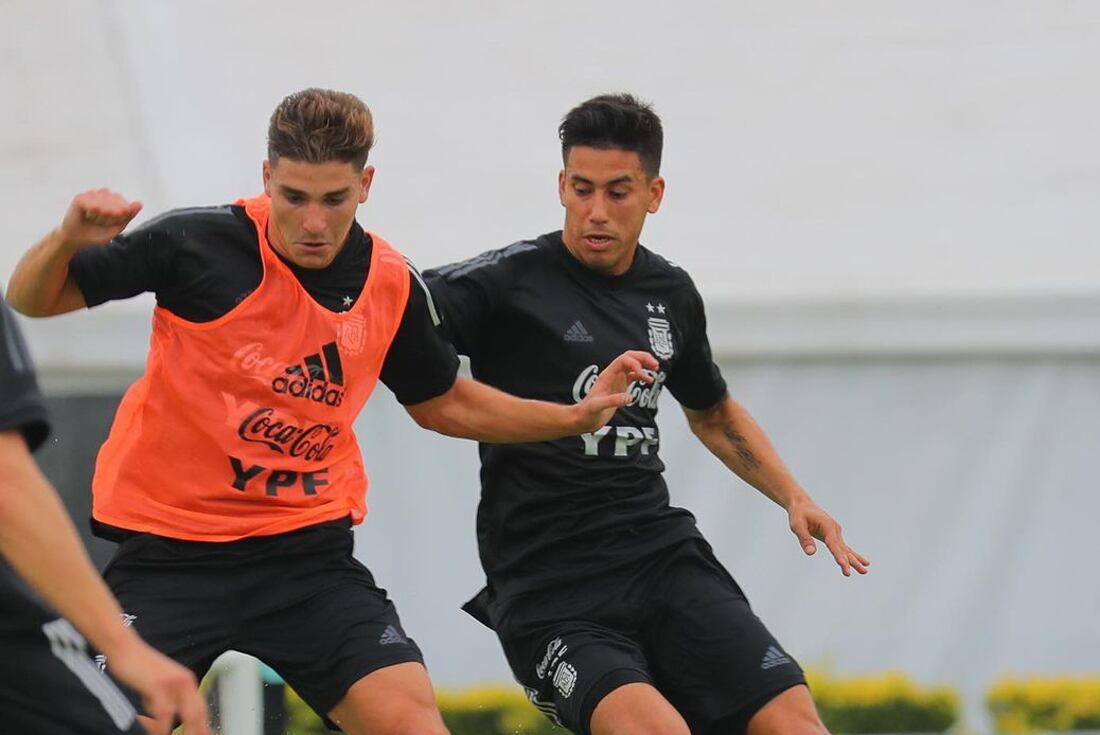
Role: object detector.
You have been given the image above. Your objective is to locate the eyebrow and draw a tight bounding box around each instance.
[568,174,635,187]
[278,185,352,199]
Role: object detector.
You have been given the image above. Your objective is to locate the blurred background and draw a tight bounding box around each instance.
[4,1,1098,731]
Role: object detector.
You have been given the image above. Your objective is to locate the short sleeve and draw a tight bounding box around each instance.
[664,280,728,411]
[69,212,182,307]
[379,263,460,405]
[423,245,518,357]
[0,299,49,450]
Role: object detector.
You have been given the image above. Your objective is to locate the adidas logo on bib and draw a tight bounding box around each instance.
[760,645,792,670]
[272,342,346,406]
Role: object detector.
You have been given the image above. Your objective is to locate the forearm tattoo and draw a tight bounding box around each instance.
[722,425,761,471]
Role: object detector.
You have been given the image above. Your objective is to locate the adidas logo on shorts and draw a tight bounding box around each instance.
[378,625,407,646]
[760,645,792,670]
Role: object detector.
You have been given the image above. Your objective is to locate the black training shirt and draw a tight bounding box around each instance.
[425,232,728,601]
[69,204,458,405]
[0,297,55,629]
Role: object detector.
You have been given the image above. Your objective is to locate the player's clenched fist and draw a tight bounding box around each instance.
[60,189,142,248]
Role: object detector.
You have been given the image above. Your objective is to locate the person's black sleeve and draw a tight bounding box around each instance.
[0,299,49,451]
[422,251,505,357]
[379,264,460,405]
[664,278,729,411]
[68,213,182,307]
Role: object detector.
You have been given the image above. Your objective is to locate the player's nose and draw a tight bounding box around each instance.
[589,193,610,223]
[301,207,326,235]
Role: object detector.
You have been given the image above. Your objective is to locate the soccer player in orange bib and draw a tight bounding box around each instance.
[6,88,656,734]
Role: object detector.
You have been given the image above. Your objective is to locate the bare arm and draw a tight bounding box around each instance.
[6,190,141,316]
[0,431,209,733]
[406,350,658,442]
[683,396,869,576]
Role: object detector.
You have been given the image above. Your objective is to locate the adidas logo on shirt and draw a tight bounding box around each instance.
[271,341,346,406]
[760,645,792,670]
[563,321,594,343]
[378,625,408,646]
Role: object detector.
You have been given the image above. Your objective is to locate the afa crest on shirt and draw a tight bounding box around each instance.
[647,317,674,360]
[338,315,367,355]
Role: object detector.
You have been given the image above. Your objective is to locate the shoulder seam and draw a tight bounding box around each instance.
[433,238,541,279]
[136,205,236,231]
[404,257,442,327]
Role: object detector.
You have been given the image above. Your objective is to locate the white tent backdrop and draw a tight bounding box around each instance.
[5,1,1100,303]
[5,1,1100,730]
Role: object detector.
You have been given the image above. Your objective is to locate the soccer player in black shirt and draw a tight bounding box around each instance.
[7,88,654,734]
[0,296,209,734]
[425,94,870,735]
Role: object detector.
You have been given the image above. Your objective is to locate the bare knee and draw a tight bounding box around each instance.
[591,682,689,735]
[335,705,448,735]
[747,685,828,735]
[328,662,450,735]
[375,714,449,735]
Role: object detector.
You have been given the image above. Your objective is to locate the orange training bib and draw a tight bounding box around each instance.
[91,195,410,541]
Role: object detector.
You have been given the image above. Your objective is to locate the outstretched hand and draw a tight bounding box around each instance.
[788,500,870,577]
[574,350,660,433]
[59,189,142,248]
[106,638,210,735]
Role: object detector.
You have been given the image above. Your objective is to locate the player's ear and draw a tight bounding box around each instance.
[647,175,665,214]
[262,160,273,196]
[558,170,567,206]
[360,166,375,204]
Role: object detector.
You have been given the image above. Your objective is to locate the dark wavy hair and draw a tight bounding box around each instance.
[558,93,663,178]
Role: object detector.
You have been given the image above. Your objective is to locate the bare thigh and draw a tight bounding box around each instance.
[327,661,448,735]
[590,682,689,735]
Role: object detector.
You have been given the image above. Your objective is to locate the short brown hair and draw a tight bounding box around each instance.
[267,88,374,169]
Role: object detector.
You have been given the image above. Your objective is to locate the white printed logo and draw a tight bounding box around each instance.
[580,425,659,457]
[553,661,578,698]
[524,686,564,727]
[572,365,667,409]
[647,317,674,360]
[536,637,567,680]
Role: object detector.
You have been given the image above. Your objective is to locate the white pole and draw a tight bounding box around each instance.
[212,651,263,735]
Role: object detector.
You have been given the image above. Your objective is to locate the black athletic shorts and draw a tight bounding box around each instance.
[101,518,423,728]
[0,617,141,734]
[479,538,806,735]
